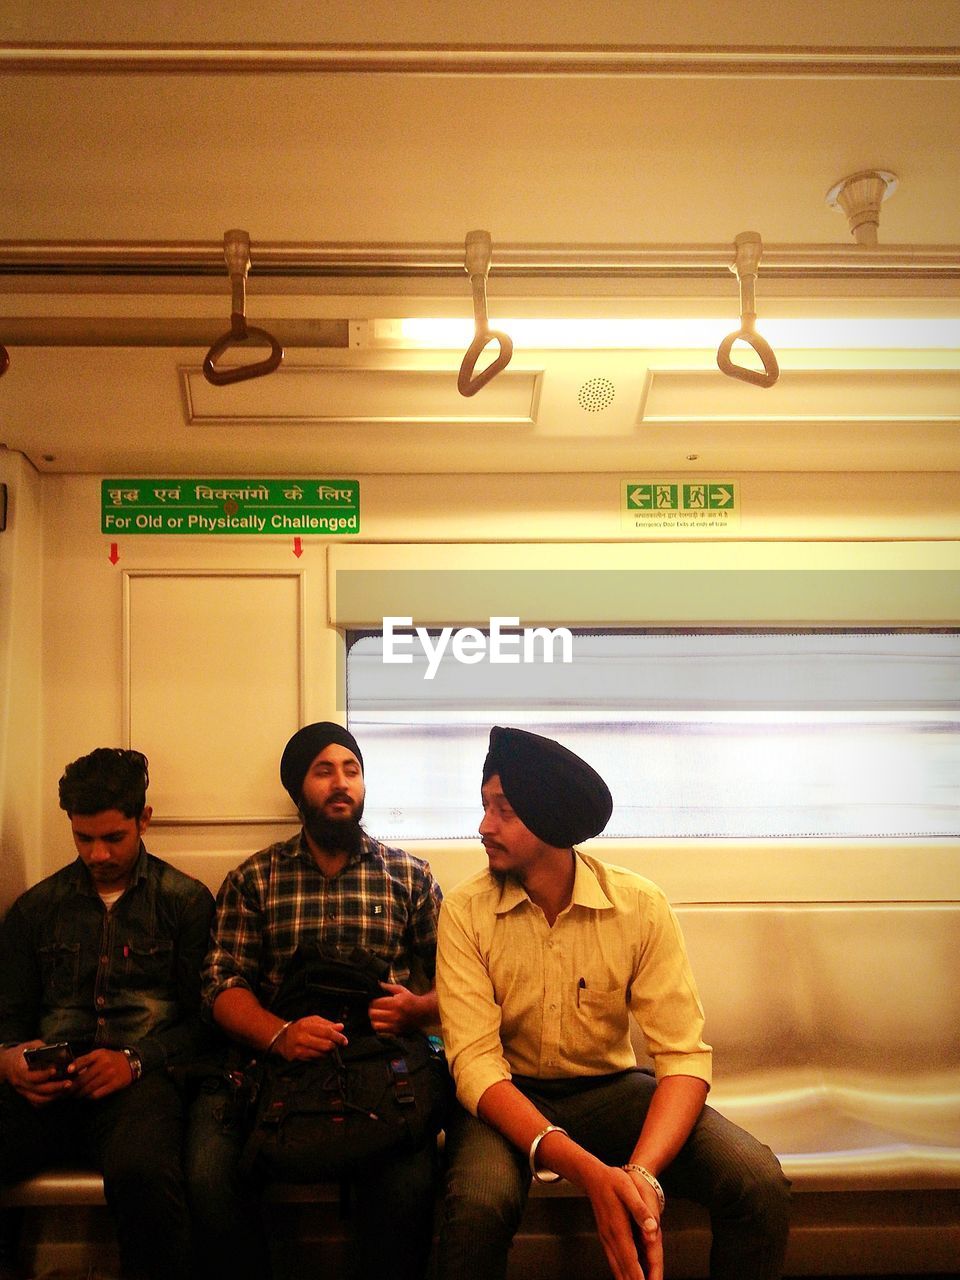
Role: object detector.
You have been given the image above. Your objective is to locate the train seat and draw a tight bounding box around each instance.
[674,902,960,1191]
[2,899,957,1275]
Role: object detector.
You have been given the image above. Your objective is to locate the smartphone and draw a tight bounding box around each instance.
[23,1041,75,1079]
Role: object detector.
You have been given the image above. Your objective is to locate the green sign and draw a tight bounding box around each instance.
[622,478,739,531]
[685,483,735,510]
[625,482,736,512]
[102,479,360,535]
[626,483,679,511]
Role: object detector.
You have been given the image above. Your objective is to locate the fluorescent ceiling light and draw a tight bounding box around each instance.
[382,317,960,350]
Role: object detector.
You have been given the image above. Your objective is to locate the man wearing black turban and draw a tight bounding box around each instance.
[436,727,790,1280]
[279,721,367,859]
[189,723,443,1280]
[482,724,613,849]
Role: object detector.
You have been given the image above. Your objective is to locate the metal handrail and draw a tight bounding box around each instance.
[2,239,959,281]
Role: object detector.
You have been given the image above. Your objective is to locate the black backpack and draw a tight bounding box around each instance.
[239,944,450,1181]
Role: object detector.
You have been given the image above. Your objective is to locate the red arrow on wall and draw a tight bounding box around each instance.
[292,537,303,558]
[108,543,120,565]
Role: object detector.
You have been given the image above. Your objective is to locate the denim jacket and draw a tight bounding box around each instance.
[0,846,215,1075]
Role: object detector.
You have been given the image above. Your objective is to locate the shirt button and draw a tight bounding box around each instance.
[96,996,105,1008]
[100,955,108,965]
[97,1016,106,1026]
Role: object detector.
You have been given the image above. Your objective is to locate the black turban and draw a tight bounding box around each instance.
[482,726,612,847]
[280,722,364,805]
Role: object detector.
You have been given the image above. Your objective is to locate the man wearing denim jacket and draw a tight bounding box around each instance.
[0,748,214,1280]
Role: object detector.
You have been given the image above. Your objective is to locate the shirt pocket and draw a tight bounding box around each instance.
[38,941,82,1002]
[120,939,175,988]
[571,983,630,1040]
[355,897,407,956]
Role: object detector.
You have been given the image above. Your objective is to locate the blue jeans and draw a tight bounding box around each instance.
[438,1070,790,1280]
[0,1073,193,1280]
[185,1081,437,1280]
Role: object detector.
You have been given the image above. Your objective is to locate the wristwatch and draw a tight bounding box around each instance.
[121,1047,143,1081]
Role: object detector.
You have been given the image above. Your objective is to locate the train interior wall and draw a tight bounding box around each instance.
[0,458,958,1277]
[0,463,955,905]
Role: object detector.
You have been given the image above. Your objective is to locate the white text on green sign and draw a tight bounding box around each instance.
[102,480,360,535]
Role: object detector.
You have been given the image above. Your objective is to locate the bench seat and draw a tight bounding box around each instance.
[3,901,957,1274]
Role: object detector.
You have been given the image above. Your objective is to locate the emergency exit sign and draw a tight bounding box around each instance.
[621,479,739,531]
[101,479,360,535]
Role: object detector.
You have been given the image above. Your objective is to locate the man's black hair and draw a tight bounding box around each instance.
[58,748,150,818]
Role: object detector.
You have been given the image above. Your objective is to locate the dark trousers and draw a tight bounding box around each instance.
[185,1082,437,1280]
[0,1073,193,1280]
[438,1069,791,1280]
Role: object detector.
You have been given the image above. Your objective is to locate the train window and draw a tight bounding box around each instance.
[345,629,959,841]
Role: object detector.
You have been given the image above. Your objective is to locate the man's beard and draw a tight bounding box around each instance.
[300,796,365,856]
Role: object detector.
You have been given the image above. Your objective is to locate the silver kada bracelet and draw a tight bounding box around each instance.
[266,1020,293,1055]
[622,1163,666,1213]
[528,1124,568,1184]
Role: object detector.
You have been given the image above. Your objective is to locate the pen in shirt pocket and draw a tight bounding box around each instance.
[577,977,586,1007]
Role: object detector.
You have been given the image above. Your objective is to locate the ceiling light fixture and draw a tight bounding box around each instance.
[380,316,960,350]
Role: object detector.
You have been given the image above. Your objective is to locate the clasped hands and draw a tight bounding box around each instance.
[583,1160,663,1280]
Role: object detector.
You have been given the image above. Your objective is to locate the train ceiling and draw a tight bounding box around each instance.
[1,1,959,474]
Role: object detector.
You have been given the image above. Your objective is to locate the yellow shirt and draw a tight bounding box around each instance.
[436,851,712,1115]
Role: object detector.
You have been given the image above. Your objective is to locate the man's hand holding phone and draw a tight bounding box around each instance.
[23,1041,75,1078]
[1,1040,75,1106]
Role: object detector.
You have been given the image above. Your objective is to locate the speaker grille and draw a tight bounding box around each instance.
[577,376,616,412]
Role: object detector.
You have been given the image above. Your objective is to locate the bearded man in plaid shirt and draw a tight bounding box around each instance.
[187,723,442,1280]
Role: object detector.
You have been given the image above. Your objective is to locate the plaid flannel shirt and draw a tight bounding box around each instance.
[201,832,442,1014]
